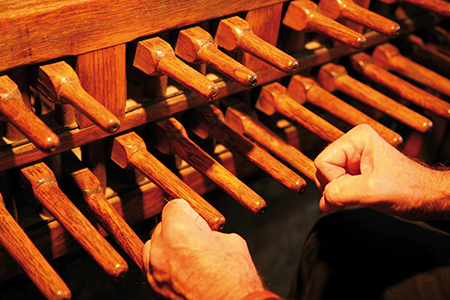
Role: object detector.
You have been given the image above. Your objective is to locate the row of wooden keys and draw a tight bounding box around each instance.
[2,0,450,299]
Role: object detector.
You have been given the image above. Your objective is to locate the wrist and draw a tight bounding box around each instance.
[240,290,283,300]
[422,169,450,219]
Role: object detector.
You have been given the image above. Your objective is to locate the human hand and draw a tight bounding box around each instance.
[143,199,265,300]
[314,124,450,220]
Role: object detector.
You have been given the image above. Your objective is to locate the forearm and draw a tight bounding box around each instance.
[419,168,450,219]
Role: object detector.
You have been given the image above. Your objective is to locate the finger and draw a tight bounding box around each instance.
[322,174,373,208]
[142,239,152,280]
[161,199,212,235]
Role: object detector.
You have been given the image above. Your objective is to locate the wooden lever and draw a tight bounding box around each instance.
[0,75,60,152]
[287,75,403,147]
[20,162,128,279]
[372,43,450,98]
[317,63,433,133]
[318,0,400,37]
[350,51,450,119]
[63,152,144,269]
[0,194,71,300]
[111,131,225,230]
[36,61,121,133]
[133,37,218,100]
[175,26,258,88]
[214,16,299,74]
[255,82,344,143]
[188,105,306,194]
[282,0,366,49]
[378,0,450,17]
[224,102,317,182]
[150,117,266,214]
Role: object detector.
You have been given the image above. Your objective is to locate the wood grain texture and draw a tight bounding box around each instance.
[151,117,267,214]
[175,26,258,88]
[282,0,366,49]
[111,131,226,230]
[64,152,144,269]
[0,196,71,300]
[0,75,60,152]
[189,105,306,194]
[378,0,450,17]
[134,37,218,100]
[19,162,129,279]
[215,16,299,74]
[318,0,400,37]
[287,75,403,147]
[224,102,317,182]
[372,43,450,98]
[350,51,450,119]
[0,0,287,73]
[36,61,121,133]
[318,63,433,133]
[256,82,344,142]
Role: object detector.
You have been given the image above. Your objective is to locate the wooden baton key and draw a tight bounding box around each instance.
[350,51,450,119]
[256,82,344,143]
[35,61,121,133]
[224,101,317,182]
[175,26,258,88]
[378,0,450,17]
[134,37,218,100]
[318,0,400,37]
[214,16,299,74]
[111,131,225,230]
[287,74,403,147]
[0,75,60,152]
[150,117,266,214]
[282,0,366,49]
[0,193,71,300]
[317,63,433,133]
[20,162,129,279]
[187,105,307,194]
[372,43,450,98]
[63,152,144,269]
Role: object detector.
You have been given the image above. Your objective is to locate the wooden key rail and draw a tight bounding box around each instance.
[224,101,317,182]
[214,16,299,74]
[0,194,71,300]
[282,0,366,49]
[175,26,258,88]
[63,152,144,269]
[317,63,433,133]
[150,117,267,214]
[318,0,400,37]
[287,75,403,147]
[134,37,218,100]
[35,61,121,133]
[188,105,307,194]
[0,75,60,152]
[372,43,450,98]
[256,82,345,143]
[350,51,450,119]
[19,162,129,280]
[111,131,225,230]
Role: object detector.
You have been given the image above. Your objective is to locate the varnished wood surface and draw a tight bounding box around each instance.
[175,26,258,88]
[287,75,403,147]
[224,101,317,182]
[63,152,144,269]
[256,82,344,143]
[350,51,450,119]
[111,132,226,230]
[317,63,433,133]
[151,117,267,214]
[318,0,400,37]
[0,75,60,153]
[0,197,71,300]
[19,162,129,280]
[282,0,366,49]
[188,105,307,194]
[372,43,450,98]
[378,0,450,17]
[215,16,299,74]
